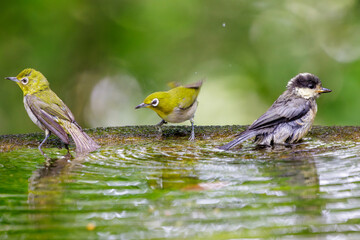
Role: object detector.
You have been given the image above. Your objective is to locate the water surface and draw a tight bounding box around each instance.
[1,138,360,239]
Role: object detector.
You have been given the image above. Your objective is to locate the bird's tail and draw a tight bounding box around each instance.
[63,121,100,154]
[219,130,256,150]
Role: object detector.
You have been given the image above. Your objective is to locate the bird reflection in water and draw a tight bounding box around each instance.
[27,153,85,227]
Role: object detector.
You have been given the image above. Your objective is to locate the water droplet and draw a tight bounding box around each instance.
[222,22,226,27]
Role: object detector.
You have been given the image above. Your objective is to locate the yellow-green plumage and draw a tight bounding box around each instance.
[6,68,99,156]
[136,80,202,140]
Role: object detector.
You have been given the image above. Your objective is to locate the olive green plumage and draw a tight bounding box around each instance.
[136,80,203,140]
[6,68,100,156]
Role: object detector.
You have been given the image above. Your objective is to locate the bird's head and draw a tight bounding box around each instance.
[5,68,49,95]
[287,73,331,99]
[135,92,173,117]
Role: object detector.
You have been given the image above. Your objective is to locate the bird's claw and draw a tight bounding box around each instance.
[188,135,195,141]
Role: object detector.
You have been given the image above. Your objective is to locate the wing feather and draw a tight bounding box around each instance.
[25,94,70,144]
[184,80,203,89]
[249,95,311,131]
[176,81,203,109]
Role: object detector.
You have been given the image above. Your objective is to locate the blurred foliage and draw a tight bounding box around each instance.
[1,0,359,134]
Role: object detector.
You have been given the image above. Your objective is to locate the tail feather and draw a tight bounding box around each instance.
[63,122,100,154]
[219,130,256,150]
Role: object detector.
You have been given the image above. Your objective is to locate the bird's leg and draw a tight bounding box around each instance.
[156,119,167,127]
[155,119,167,137]
[64,143,71,154]
[63,144,74,159]
[189,118,195,141]
[39,130,50,159]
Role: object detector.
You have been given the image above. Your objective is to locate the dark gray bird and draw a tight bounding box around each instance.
[219,73,332,150]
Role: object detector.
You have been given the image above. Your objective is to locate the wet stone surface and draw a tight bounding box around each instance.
[0,125,360,239]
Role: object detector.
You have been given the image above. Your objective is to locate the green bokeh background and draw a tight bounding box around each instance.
[0,0,358,135]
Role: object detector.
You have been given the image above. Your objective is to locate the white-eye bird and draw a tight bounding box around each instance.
[135,80,203,141]
[6,68,100,156]
[219,73,332,150]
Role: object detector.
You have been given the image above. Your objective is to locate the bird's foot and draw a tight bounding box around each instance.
[188,133,195,141]
[189,119,195,141]
[39,148,51,161]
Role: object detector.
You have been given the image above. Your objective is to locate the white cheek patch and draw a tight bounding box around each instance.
[295,87,317,99]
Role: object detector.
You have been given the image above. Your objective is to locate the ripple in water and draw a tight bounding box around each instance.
[1,139,360,239]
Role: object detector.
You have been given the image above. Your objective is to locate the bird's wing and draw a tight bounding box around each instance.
[176,80,203,109]
[25,94,71,144]
[38,90,76,123]
[177,90,198,109]
[249,96,311,131]
[184,80,203,89]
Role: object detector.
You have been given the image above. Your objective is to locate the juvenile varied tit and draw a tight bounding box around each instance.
[135,80,203,141]
[219,73,331,150]
[6,68,100,156]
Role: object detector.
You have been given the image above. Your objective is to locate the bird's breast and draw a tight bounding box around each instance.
[291,102,317,141]
[162,101,198,123]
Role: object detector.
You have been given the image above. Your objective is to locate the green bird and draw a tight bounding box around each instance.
[135,80,203,141]
[6,68,100,156]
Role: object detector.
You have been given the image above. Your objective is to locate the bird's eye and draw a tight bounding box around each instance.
[21,77,29,85]
[308,83,315,89]
[151,98,159,107]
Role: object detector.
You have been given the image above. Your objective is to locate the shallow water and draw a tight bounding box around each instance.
[1,138,360,239]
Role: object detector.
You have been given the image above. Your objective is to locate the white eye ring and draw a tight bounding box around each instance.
[151,98,159,107]
[21,77,29,85]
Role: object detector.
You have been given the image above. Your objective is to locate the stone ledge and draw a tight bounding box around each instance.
[1,125,359,152]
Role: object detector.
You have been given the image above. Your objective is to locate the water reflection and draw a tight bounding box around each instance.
[27,153,85,238]
[265,152,322,230]
[146,158,200,190]
[2,140,360,239]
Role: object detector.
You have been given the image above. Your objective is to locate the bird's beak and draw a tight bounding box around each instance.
[5,77,19,83]
[316,87,332,93]
[135,103,149,109]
